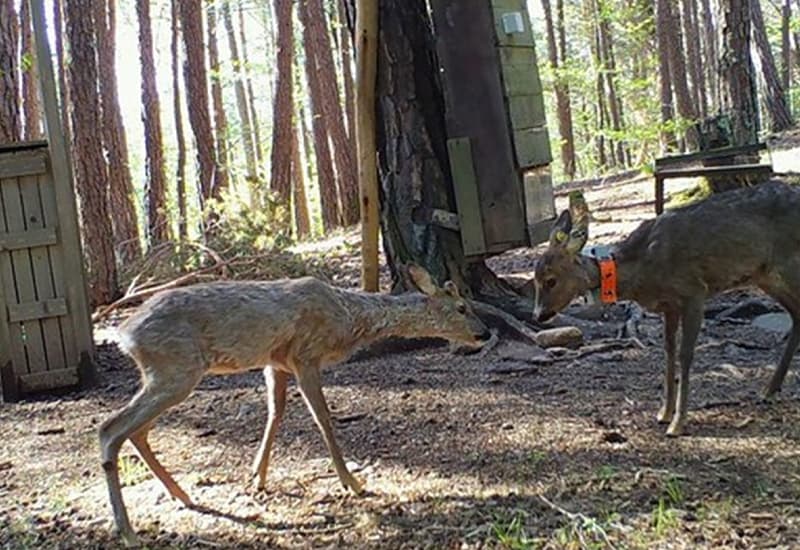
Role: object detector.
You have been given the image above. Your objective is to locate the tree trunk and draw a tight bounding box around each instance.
[376,0,528,314]
[269,0,294,209]
[291,120,311,239]
[65,0,118,305]
[751,0,793,131]
[238,0,264,164]
[664,0,699,149]
[656,0,677,151]
[136,0,170,248]
[19,0,42,140]
[54,0,71,136]
[207,2,230,200]
[541,0,576,179]
[96,0,141,262]
[681,0,707,117]
[171,0,187,240]
[222,0,258,197]
[338,0,356,143]
[782,0,791,94]
[720,0,759,147]
[699,0,718,112]
[179,0,216,209]
[300,0,340,230]
[303,0,359,226]
[597,1,626,166]
[0,0,21,143]
[589,2,609,168]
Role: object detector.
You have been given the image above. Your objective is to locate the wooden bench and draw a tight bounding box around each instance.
[653,142,772,215]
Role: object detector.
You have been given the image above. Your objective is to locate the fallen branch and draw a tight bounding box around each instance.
[574,338,645,360]
[92,259,230,322]
[538,494,619,549]
[470,300,539,345]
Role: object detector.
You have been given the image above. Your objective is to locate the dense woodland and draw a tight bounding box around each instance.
[0,0,795,306]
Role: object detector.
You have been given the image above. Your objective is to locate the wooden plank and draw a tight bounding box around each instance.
[0,177,48,374]
[38,171,78,369]
[0,140,48,154]
[655,163,772,179]
[17,366,79,393]
[513,127,553,168]
[654,142,768,168]
[0,227,57,251]
[0,153,47,179]
[31,0,95,373]
[508,94,547,130]
[0,174,29,387]
[499,60,543,97]
[16,174,68,372]
[521,169,556,242]
[655,176,665,215]
[431,0,527,252]
[8,298,68,323]
[447,138,487,256]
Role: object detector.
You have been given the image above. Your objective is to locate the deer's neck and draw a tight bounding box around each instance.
[582,253,636,301]
[343,291,438,345]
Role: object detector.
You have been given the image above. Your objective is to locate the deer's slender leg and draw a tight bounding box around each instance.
[129,425,192,506]
[657,310,679,424]
[294,365,363,494]
[667,299,704,437]
[765,310,800,396]
[98,368,201,546]
[252,367,290,490]
[759,269,800,397]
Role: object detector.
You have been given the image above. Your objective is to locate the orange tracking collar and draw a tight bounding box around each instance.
[598,257,618,304]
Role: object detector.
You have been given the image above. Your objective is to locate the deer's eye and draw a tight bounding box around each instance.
[546,278,557,289]
[456,303,467,314]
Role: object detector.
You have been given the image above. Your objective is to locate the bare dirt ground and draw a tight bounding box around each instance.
[2,167,800,549]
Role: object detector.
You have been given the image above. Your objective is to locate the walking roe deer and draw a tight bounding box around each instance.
[532,182,800,436]
[100,265,490,546]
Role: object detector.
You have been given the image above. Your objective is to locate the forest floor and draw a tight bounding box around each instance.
[3,141,800,549]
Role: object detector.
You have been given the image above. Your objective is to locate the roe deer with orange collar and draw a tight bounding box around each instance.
[532,182,800,436]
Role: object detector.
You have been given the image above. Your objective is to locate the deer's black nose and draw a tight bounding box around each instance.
[477,329,492,342]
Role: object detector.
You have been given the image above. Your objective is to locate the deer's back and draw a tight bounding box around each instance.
[618,182,800,302]
[118,278,352,372]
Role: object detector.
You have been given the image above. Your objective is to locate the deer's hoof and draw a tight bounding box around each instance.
[665,420,685,437]
[120,530,141,548]
[344,476,365,496]
[656,407,674,424]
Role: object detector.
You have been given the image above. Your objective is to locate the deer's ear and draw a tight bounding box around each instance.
[407,264,439,296]
[566,190,590,255]
[549,210,573,249]
[443,280,460,298]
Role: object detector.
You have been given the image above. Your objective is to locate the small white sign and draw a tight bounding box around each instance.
[501,12,525,34]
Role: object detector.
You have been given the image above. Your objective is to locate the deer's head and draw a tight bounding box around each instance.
[532,192,592,323]
[405,264,491,346]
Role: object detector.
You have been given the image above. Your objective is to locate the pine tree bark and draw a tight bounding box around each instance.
[54,0,71,136]
[589,0,609,168]
[292,120,311,239]
[207,2,230,199]
[269,0,294,209]
[96,0,141,262]
[338,0,356,143]
[171,0,187,240]
[720,0,759,147]
[65,0,118,305]
[179,0,216,208]
[303,0,359,226]
[664,0,698,149]
[751,0,793,131]
[656,0,677,151]
[541,0,576,179]
[376,0,527,314]
[681,0,707,117]
[238,0,264,164]
[136,0,170,248]
[0,0,21,143]
[299,0,340,229]
[222,0,258,193]
[699,0,718,112]
[19,0,42,140]
[782,0,791,93]
[597,1,626,166]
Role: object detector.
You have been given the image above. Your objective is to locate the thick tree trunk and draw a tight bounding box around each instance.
[541,0,576,179]
[338,0,356,143]
[300,0,340,230]
[656,0,677,151]
[222,1,258,195]
[376,0,528,315]
[171,0,187,240]
[751,0,793,131]
[291,120,311,239]
[782,0,791,94]
[681,0,707,118]
[136,0,170,248]
[0,0,21,143]
[238,0,264,164]
[19,1,42,140]
[699,0,718,112]
[269,0,294,209]
[54,0,71,136]
[304,0,359,226]
[207,2,230,200]
[65,0,118,305]
[720,0,759,147]
[96,0,141,262]
[664,0,699,149]
[179,0,216,209]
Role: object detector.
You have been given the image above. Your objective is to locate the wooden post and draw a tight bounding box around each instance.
[29,0,96,382]
[356,0,380,292]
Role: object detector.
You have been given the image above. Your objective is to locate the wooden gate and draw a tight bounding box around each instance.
[0,142,95,401]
